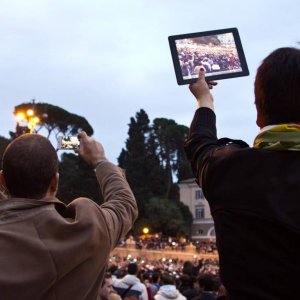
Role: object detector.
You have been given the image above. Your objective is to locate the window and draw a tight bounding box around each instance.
[195,206,205,219]
[195,189,204,200]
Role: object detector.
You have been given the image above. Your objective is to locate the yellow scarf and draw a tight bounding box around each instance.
[253,124,300,151]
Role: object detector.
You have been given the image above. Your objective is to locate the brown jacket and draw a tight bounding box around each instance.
[0,161,138,300]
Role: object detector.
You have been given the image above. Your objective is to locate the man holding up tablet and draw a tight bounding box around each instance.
[184,47,300,299]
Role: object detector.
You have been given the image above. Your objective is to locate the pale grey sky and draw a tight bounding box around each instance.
[1,0,299,163]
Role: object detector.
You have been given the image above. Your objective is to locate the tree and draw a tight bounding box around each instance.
[191,36,220,46]
[143,197,189,236]
[57,153,103,205]
[152,118,193,196]
[12,102,93,139]
[118,110,194,236]
[118,109,167,217]
[171,124,194,182]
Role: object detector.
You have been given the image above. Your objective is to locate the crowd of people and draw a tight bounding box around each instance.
[108,255,219,277]
[177,45,241,78]
[121,236,218,255]
[99,256,223,300]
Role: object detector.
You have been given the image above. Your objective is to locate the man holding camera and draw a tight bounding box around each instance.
[0,132,138,300]
[184,47,300,299]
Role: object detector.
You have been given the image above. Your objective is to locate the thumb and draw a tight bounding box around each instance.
[198,67,206,82]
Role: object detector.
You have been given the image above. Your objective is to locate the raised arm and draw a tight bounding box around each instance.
[77,132,138,250]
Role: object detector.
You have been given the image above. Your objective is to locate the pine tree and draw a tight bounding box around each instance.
[118,109,167,217]
[118,110,193,235]
[152,118,193,197]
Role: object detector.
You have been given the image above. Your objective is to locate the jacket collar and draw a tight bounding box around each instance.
[0,196,66,212]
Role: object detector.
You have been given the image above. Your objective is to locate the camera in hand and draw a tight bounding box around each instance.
[57,136,80,150]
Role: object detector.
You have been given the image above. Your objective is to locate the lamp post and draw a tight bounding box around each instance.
[16,109,40,133]
[15,100,40,133]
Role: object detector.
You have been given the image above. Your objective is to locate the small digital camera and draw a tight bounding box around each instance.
[57,136,80,150]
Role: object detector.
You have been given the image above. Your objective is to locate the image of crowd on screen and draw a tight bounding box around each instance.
[177,46,241,78]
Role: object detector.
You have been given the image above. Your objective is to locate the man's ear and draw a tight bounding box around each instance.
[47,172,59,197]
[256,108,264,128]
[0,170,8,197]
[0,170,7,189]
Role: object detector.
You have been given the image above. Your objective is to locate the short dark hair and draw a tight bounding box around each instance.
[127,263,138,275]
[151,272,160,284]
[255,47,300,126]
[160,273,174,285]
[180,274,194,288]
[182,260,193,275]
[198,273,216,291]
[2,134,59,199]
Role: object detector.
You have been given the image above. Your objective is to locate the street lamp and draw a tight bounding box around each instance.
[15,108,40,133]
[142,227,150,235]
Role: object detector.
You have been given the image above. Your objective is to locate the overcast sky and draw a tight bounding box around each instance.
[1,0,299,163]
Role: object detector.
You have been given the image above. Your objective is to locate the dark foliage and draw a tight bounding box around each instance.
[119,109,193,236]
[13,102,93,139]
[57,153,103,205]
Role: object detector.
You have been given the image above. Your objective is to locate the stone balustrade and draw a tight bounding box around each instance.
[111,244,218,261]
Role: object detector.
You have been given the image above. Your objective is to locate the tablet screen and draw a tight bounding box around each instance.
[169,28,249,85]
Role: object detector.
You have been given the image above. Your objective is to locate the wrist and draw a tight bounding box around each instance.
[197,96,214,110]
[93,158,108,169]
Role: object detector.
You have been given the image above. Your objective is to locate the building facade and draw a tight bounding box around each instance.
[178,179,215,241]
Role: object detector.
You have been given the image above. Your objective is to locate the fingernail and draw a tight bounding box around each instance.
[200,67,204,71]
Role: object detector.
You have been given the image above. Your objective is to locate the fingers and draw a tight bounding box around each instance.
[75,131,87,153]
[208,81,218,89]
[76,131,107,166]
[77,131,87,140]
[76,131,88,154]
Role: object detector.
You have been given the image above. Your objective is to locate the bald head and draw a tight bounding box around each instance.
[1,134,59,199]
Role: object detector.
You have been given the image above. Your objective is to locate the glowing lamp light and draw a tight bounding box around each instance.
[16,112,25,122]
[33,117,40,124]
[27,109,34,116]
[142,227,149,234]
